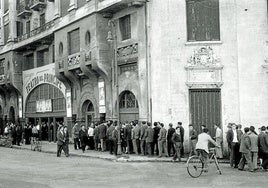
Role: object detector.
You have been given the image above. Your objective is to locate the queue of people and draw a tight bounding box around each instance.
[71,121,185,161]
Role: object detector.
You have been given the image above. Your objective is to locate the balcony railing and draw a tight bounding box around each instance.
[68,53,81,68]
[0,75,6,83]
[17,0,32,18]
[29,0,46,11]
[17,20,55,42]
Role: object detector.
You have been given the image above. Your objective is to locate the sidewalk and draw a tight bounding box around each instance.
[12,141,229,163]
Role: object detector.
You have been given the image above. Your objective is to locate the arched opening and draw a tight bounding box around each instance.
[119,90,139,123]
[85,31,91,46]
[0,105,3,134]
[81,100,95,127]
[9,106,15,123]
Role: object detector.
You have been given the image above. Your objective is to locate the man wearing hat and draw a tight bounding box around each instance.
[140,121,148,155]
[258,126,268,170]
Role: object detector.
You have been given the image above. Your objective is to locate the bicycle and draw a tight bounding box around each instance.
[186,148,222,178]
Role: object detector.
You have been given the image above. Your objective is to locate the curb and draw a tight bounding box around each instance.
[11,146,230,164]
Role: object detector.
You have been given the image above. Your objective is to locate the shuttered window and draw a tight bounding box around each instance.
[60,0,70,17]
[186,0,220,41]
[68,29,80,55]
[119,15,131,41]
[40,13,45,26]
[26,21,31,34]
[17,21,23,37]
[4,24,9,44]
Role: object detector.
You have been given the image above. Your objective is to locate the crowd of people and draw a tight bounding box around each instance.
[1,120,268,172]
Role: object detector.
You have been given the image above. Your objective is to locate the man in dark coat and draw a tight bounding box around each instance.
[16,125,22,146]
[79,125,88,153]
[140,121,148,155]
[153,122,160,155]
[124,122,133,154]
[107,121,115,154]
[145,122,154,156]
[258,126,268,170]
[132,122,140,154]
[167,123,175,157]
[98,122,107,152]
[177,122,185,157]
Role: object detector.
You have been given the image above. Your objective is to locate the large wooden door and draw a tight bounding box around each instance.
[189,89,221,137]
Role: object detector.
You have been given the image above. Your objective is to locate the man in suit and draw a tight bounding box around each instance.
[132,122,140,154]
[107,121,115,155]
[140,121,147,155]
[167,123,175,157]
[99,122,107,152]
[177,122,185,157]
[258,126,268,170]
[153,122,160,155]
[145,122,154,156]
[238,127,253,172]
[248,126,259,170]
[124,122,133,154]
[57,126,65,157]
[158,123,168,157]
[72,122,80,150]
[214,124,223,159]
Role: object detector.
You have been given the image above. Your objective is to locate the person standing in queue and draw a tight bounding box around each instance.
[79,125,88,153]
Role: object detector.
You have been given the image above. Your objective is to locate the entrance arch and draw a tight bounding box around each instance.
[81,100,95,127]
[9,106,15,123]
[119,90,139,123]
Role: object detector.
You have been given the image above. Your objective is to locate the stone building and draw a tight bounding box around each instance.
[0,0,267,152]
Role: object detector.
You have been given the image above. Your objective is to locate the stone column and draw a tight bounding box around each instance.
[7,0,17,42]
[54,0,60,19]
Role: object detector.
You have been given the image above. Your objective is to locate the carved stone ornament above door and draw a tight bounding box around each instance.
[185,46,224,88]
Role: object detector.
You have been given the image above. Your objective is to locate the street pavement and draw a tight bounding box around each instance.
[0,147,267,188]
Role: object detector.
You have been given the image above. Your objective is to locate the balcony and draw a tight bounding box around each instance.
[98,0,146,14]
[68,53,81,70]
[17,20,55,42]
[29,0,46,11]
[17,0,32,18]
[0,75,5,84]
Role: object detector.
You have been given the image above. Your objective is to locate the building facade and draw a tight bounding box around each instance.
[0,0,268,153]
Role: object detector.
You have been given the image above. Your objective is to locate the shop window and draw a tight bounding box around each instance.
[186,0,220,41]
[68,28,80,55]
[119,15,131,41]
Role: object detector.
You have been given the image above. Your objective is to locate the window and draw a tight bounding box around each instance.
[40,13,45,26]
[186,0,220,41]
[24,54,34,70]
[0,59,5,75]
[119,91,138,109]
[17,21,23,37]
[4,24,9,44]
[77,0,86,8]
[4,0,9,13]
[85,31,91,46]
[68,29,80,55]
[60,0,70,17]
[26,21,31,34]
[37,49,49,67]
[52,45,55,63]
[119,15,131,41]
[59,42,63,56]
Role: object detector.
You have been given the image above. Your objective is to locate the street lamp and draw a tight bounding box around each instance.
[107,20,121,155]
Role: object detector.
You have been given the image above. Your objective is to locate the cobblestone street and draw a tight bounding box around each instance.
[0,147,267,188]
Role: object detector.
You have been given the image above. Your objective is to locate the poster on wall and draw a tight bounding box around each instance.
[36,99,52,113]
[18,97,23,118]
[66,90,72,117]
[98,80,106,113]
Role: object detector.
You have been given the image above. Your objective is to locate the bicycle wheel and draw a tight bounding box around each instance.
[214,156,222,175]
[187,155,204,178]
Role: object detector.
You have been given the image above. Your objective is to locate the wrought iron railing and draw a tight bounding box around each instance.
[17,0,31,15]
[68,53,81,67]
[17,20,55,42]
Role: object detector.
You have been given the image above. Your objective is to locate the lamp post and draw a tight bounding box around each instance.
[107,20,121,155]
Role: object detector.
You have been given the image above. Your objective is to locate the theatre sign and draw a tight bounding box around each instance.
[22,64,67,117]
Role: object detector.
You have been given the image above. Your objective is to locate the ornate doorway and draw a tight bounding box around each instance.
[119,91,139,123]
[81,100,94,127]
